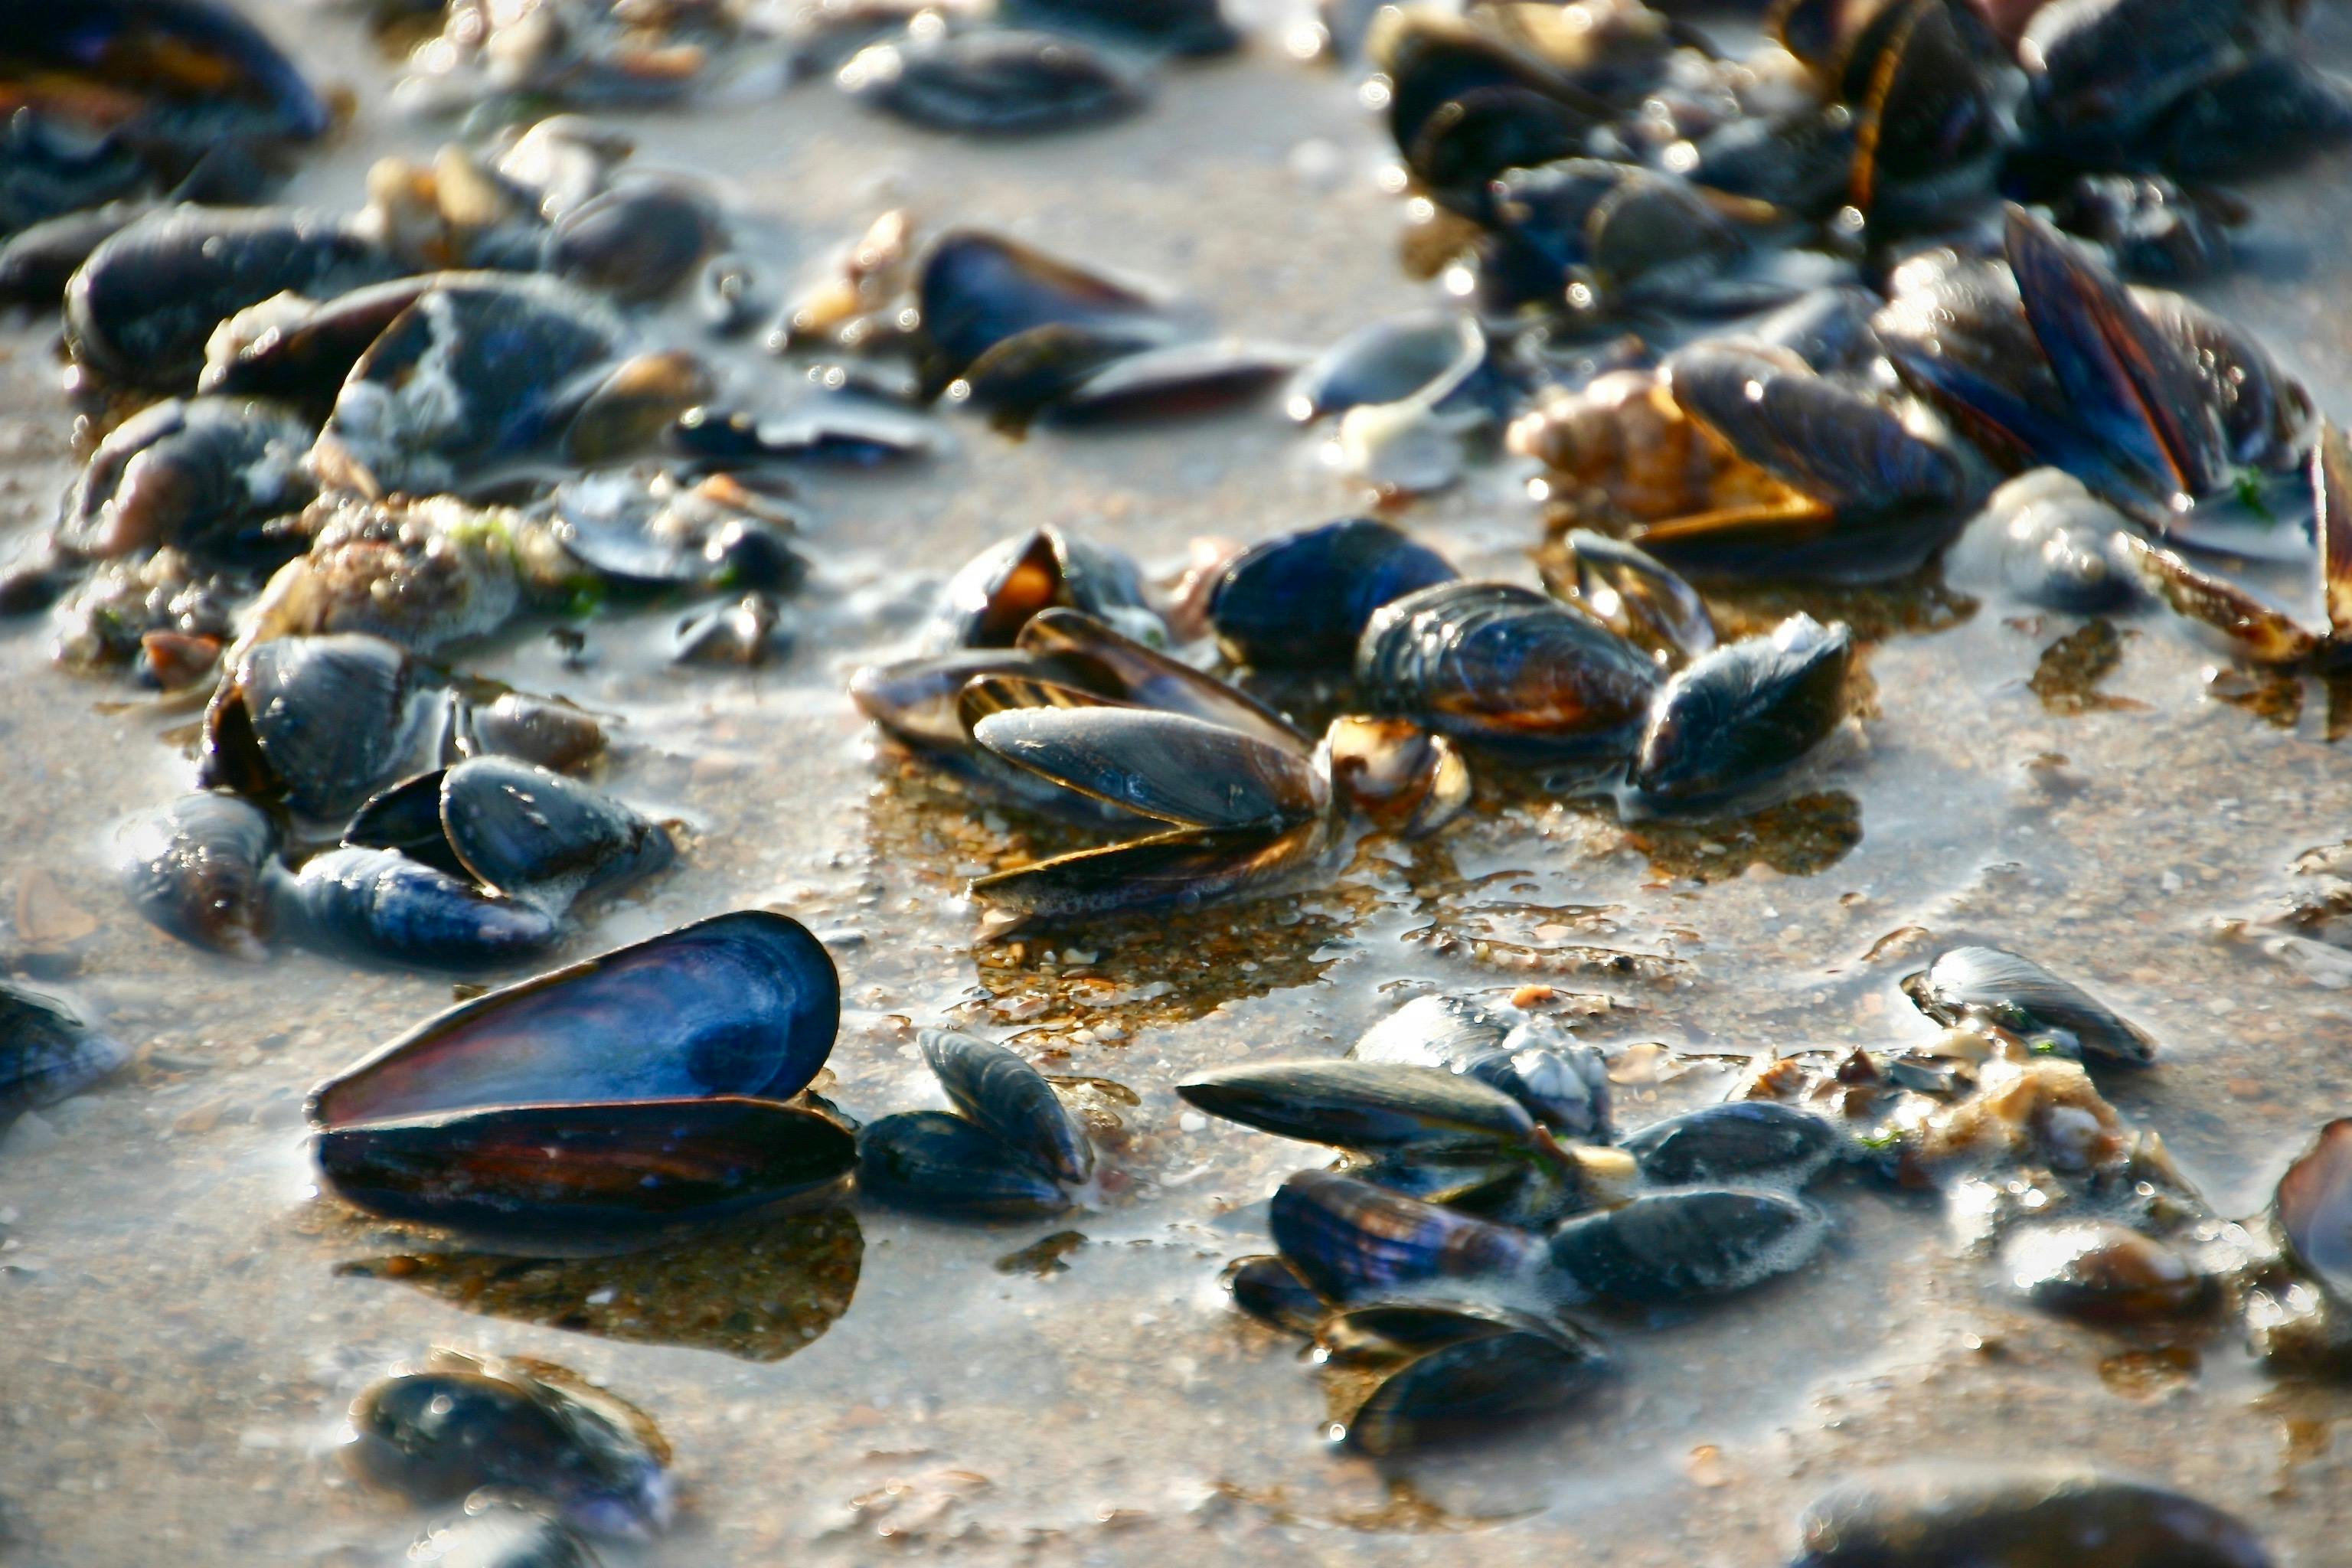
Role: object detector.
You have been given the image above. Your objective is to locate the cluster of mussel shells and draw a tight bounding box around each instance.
[1166,942,2352,1462]
[850,514,1864,934]
[381,0,1246,133]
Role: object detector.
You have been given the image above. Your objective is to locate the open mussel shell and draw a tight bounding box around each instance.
[1628,614,1854,808]
[1181,1060,1542,1157]
[922,528,1156,653]
[200,633,434,818]
[317,1097,854,1243]
[283,847,562,972]
[120,790,282,959]
[1,982,129,1125]
[1287,312,1506,425]
[1015,609,1308,746]
[349,757,674,917]
[1355,581,1661,760]
[2246,1122,2352,1361]
[854,1110,1070,1218]
[1038,338,1308,427]
[1336,1315,1603,1457]
[1998,1220,2213,1325]
[1792,1466,2275,1568]
[198,273,446,412]
[1545,1188,1824,1306]
[1557,530,1715,665]
[966,818,1334,935]
[1901,946,2158,1067]
[308,910,840,1128]
[347,1355,671,1540]
[1269,1170,1540,1305]
[921,1029,1094,1186]
[1322,717,1472,841]
[1207,518,1459,669]
[1623,1102,1841,1187]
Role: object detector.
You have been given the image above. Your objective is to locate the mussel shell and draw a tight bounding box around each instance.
[283,847,562,971]
[0,982,127,1125]
[1557,530,1715,665]
[1355,581,1661,760]
[308,910,840,1127]
[1227,1253,1328,1335]
[120,790,281,959]
[966,818,1332,931]
[1040,338,1307,426]
[1339,1323,1602,1456]
[950,321,1169,426]
[318,1097,854,1241]
[438,756,674,913]
[2272,1118,2352,1305]
[1015,609,1308,746]
[201,633,432,818]
[1269,1170,1539,1305]
[921,1028,1094,1186]
[1544,1188,1822,1305]
[854,1109,1070,1218]
[1287,313,1507,424]
[0,202,147,308]
[1208,518,1459,668]
[2141,55,2352,181]
[1351,993,1509,1067]
[2019,0,2288,158]
[970,705,1326,831]
[4,0,332,146]
[1622,1102,1841,1186]
[998,0,1240,57]
[545,180,723,303]
[197,273,446,411]
[409,1501,600,1568]
[1321,716,1472,841]
[1792,1466,2274,1568]
[916,230,1165,388]
[1998,1220,2211,1324]
[1901,946,2158,1066]
[923,528,1155,653]
[1629,614,1853,806]
[58,394,315,561]
[1180,1060,1540,1156]
[314,275,631,496]
[66,207,400,387]
[449,693,609,775]
[839,30,1146,137]
[348,1364,670,1540]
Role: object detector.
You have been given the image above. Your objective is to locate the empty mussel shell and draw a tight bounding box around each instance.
[921,1028,1094,1185]
[1622,1102,1841,1187]
[317,1097,855,1243]
[1180,1060,1542,1157]
[347,1354,671,1540]
[308,910,840,1127]
[1544,1188,1824,1305]
[1792,1466,2274,1568]
[854,1109,1070,1218]
[1902,946,2158,1066]
[1269,1170,1539,1305]
[120,791,282,959]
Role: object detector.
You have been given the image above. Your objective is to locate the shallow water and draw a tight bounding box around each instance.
[4,3,2352,1563]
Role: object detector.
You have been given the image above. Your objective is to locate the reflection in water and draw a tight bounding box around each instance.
[1625,790,1864,884]
[994,1230,1086,1276]
[336,1207,862,1361]
[2209,665,2352,740]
